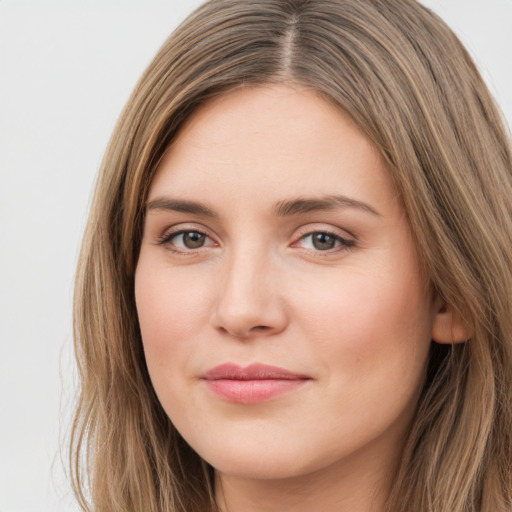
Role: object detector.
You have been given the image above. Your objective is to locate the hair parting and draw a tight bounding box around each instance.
[71,1,512,510]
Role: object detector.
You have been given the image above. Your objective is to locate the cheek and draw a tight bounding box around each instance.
[292,261,434,387]
[134,262,213,372]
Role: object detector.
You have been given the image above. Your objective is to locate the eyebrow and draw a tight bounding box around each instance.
[146,197,218,218]
[146,194,380,218]
[272,195,381,217]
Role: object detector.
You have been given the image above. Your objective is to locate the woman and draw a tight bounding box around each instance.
[70,0,512,510]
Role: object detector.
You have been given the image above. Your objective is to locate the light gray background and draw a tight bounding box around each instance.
[0,1,510,511]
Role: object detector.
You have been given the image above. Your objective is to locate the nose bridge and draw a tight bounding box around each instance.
[213,239,286,338]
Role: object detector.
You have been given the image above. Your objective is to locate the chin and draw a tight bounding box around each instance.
[210,456,311,481]
[182,433,298,479]
[189,434,339,481]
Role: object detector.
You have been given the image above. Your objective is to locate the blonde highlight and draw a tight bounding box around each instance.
[71,1,512,510]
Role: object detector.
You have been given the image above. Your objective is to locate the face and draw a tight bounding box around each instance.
[135,84,438,484]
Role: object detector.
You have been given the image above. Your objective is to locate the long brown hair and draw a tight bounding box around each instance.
[71,1,512,510]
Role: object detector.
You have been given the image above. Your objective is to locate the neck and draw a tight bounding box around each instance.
[214,448,397,512]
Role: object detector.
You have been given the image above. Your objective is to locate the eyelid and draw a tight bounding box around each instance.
[156,223,219,251]
[292,223,355,241]
[290,224,356,253]
[154,222,355,256]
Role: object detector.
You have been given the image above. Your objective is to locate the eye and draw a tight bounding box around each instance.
[295,231,355,252]
[159,229,216,251]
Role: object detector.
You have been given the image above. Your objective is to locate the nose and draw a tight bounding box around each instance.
[211,247,288,340]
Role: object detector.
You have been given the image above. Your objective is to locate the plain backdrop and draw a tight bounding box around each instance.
[0,1,510,511]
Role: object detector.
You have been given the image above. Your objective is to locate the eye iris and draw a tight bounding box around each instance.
[312,233,336,250]
[183,231,205,248]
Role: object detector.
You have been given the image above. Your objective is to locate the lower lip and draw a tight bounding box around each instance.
[204,379,308,403]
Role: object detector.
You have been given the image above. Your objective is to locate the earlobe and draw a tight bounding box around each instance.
[431,302,471,344]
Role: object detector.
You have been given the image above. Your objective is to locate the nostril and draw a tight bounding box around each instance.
[254,325,270,331]
[217,324,272,339]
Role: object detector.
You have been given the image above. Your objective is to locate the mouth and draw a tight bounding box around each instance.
[201,363,311,404]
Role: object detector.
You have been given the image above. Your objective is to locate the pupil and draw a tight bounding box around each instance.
[184,232,205,248]
[313,233,335,250]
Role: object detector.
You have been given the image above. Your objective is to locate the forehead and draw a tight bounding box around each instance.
[149,84,397,215]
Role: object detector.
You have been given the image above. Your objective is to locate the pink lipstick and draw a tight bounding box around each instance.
[201,363,311,403]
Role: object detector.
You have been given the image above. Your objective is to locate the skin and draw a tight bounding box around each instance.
[135,84,448,512]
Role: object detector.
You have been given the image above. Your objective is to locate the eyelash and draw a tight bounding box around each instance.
[157,227,355,255]
[157,229,217,253]
[292,229,355,254]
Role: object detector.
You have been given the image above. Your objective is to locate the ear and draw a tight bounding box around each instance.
[431,301,471,344]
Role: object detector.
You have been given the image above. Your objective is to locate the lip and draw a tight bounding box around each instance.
[201,363,311,404]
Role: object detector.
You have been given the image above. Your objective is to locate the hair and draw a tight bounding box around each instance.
[70,0,512,510]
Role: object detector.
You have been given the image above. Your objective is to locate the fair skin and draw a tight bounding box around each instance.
[135,84,463,512]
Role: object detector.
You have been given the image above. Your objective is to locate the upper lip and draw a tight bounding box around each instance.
[202,363,311,381]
